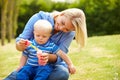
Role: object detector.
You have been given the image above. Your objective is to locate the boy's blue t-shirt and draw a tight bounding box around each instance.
[16,11,75,66]
[23,39,60,66]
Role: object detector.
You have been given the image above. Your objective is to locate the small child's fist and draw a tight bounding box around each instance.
[37,50,45,66]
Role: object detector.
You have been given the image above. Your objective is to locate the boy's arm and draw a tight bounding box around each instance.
[54,32,75,64]
[16,55,28,71]
[56,50,76,74]
[56,50,73,66]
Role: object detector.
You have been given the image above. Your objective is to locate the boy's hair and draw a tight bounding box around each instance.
[61,8,87,48]
[34,20,53,34]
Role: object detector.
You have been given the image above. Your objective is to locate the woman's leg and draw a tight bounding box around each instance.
[16,66,32,80]
[47,65,69,80]
[3,71,17,80]
[3,66,33,80]
[34,66,52,80]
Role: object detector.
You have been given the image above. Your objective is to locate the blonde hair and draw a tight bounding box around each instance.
[61,8,87,48]
[34,20,53,34]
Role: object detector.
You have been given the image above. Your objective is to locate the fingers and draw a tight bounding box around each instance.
[69,66,76,74]
[16,66,23,72]
[41,53,49,59]
[17,39,29,49]
[37,53,49,66]
[69,69,76,74]
[19,39,28,45]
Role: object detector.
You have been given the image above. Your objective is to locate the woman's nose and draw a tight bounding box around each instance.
[59,26,67,32]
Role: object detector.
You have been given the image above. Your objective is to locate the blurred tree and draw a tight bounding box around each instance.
[12,0,20,39]
[1,0,20,45]
[7,0,14,43]
[1,0,8,45]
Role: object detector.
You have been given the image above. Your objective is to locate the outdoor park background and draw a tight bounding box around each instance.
[0,0,120,80]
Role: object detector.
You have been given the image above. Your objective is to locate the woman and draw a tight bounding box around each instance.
[4,8,87,80]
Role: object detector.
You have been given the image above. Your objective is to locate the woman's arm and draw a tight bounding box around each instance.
[16,13,41,51]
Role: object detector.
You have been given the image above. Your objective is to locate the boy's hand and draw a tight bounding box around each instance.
[68,64,76,74]
[16,66,23,72]
[37,50,48,66]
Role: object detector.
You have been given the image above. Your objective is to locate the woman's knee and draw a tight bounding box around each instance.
[56,70,69,80]
[48,65,69,80]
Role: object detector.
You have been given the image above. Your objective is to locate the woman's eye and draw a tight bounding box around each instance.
[66,29,69,32]
[61,21,65,25]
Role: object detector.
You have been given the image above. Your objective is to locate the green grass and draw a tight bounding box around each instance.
[0,35,120,80]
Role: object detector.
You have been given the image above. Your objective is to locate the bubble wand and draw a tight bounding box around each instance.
[25,40,38,51]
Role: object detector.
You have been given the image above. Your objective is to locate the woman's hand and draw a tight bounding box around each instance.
[16,39,29,51]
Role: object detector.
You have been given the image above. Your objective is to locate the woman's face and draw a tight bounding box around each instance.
[54,15,75,32]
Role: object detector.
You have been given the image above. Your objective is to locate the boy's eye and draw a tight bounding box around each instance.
[36,35,40,37]
[43,36,47,38]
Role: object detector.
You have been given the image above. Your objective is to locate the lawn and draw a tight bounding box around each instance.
[0,35,120,80]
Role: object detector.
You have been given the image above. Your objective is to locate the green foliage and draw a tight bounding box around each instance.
[52,2,70,11]
[17,0,54,36]
[16,0,120,37]
[78,0,120,36]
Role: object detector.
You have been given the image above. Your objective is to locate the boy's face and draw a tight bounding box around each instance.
[34,29,51,45]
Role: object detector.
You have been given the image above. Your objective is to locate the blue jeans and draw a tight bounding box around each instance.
[17,65,52,80]
[4,65,69,80]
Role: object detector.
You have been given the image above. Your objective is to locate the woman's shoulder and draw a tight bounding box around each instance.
[37,11,50,18]
[56,31,75,37]
[39,11,49,15]
[37,11,54,26]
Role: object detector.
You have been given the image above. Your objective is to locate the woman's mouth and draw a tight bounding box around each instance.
[55,25,58,30]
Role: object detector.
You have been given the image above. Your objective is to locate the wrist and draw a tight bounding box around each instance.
[16,66,23,71]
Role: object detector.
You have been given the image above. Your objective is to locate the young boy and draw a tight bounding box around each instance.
[16,20,76,80]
